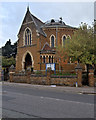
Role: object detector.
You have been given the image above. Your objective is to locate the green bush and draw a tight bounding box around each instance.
[53,72,76,76]
[35,70,42,75]
[2,56,16,67]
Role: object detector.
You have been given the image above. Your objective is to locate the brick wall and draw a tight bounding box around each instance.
[12,73,27,83]
[51,76,77,86]
[10,73,77,86]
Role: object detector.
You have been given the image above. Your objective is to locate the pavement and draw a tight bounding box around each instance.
[2,81,96,94]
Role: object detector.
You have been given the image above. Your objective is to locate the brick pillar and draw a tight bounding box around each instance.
[75,64,82,87]
[9,72,14,82]
[88,69,94,87]
[9,65,15,82]
[46,68,51,85]
[26,70,31,84]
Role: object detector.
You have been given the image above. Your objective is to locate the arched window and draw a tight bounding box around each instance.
[40,56,42,63]
[24,28,32,46]
[50,35,55,47]
[43,56,46,63]
[62,35,66,46]
[49,56,51,63]
[67,35,71,40]
[52,56,54,63]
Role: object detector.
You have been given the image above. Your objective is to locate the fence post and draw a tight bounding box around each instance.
[9,65,15,82]
[88,68,94,87]
[26,68,31,84]
[46,68,51,85]
[75,64,82,87]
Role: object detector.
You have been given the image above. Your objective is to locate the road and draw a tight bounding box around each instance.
[2,82,95,119]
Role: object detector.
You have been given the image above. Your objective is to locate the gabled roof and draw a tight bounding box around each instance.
[41,42,52,51]
[29,13,47,37]
[40,42,55,54]
[18,7,47,37]
[18,7,76,38]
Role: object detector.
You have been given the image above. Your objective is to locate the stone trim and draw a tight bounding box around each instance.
[50,34,56,47]
[22,50,34,70]
[19,44,36,48]
[22,21,34,25]
[23,27,32,46]
[51,75,77,78]
[62,34,67,47]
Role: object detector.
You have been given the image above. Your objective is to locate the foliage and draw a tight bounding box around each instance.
[2,56,16,67]
[65,23,95,65]
[56,44,68,65]
[35,70,42,75]
[2,39,17,58]
[53,72,76,76]
[94,20,96,59]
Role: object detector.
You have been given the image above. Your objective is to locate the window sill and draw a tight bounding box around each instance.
[19,44,36,48]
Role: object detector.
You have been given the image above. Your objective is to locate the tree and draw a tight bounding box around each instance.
[2,56,16,67]
[65,23,95,66]
[2,39,17,58]
[94,19,96,74]
[56,45,68,72]
[63,22,95,83]
[56,22,95,81]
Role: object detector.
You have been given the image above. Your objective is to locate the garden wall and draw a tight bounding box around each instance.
[9,64,95,87]
[10,72,77,86]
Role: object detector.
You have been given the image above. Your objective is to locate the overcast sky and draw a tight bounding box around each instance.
[0,2,94,47]
[95,1,96,20]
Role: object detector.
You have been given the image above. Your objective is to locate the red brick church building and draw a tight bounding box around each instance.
[16,6,77,72]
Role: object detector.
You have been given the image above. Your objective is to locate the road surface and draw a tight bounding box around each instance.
[2,82,95,118]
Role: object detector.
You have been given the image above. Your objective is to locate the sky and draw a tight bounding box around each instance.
[0,1,94,47]
[95,1,96,19]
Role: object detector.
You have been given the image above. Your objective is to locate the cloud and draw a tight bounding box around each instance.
[0,2,94,48]
[0,15,7,19]
[94,2,96,20]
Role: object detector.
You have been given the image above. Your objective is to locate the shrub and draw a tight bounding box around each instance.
[2,56,16,67]
[35,70,42,75]
[53,72,76,76]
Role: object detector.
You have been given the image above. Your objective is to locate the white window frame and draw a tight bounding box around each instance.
[23,27,32,46]
[50,34,56,47]
[67,35,71,40]
[62,34,67,46]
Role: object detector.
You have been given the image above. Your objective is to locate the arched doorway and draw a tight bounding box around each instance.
[24,53,32,70]
[22,51,34,71]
